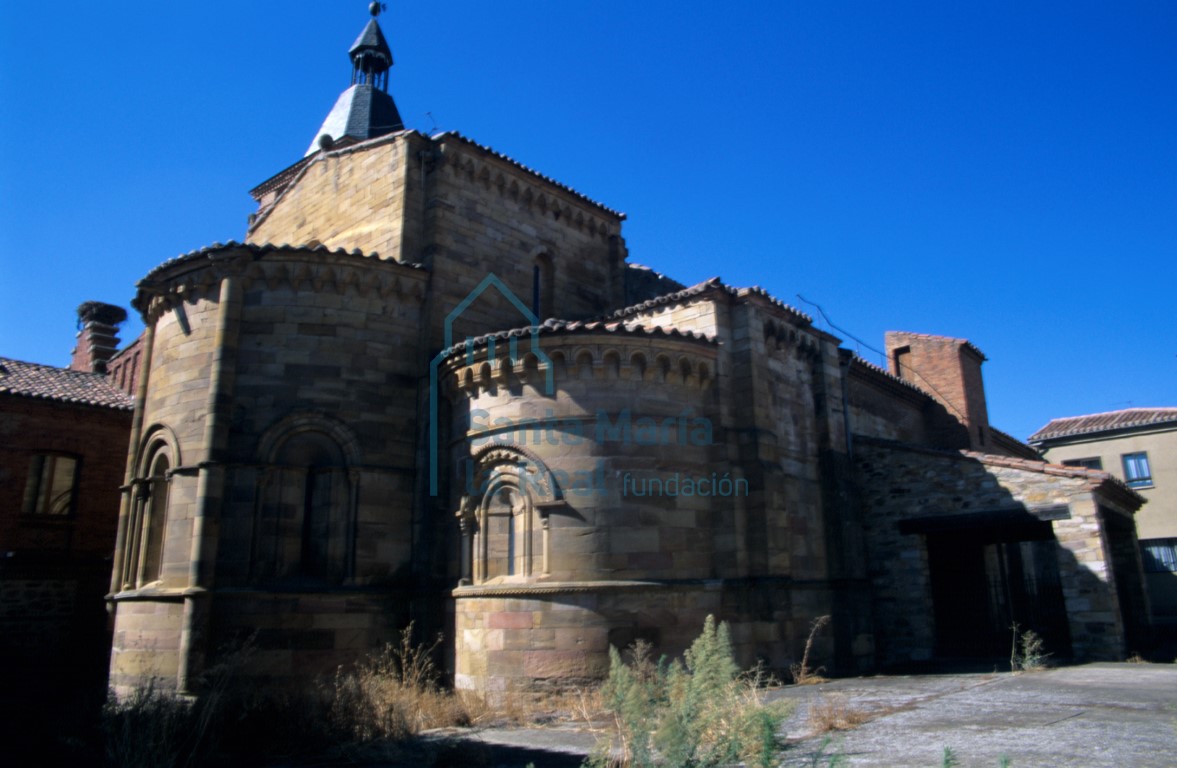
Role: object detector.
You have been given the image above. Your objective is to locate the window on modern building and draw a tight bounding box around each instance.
[21,454,79,515]
[1063,457,1104,471]
[1122,452,1153,488]
[1141,538,1177,573]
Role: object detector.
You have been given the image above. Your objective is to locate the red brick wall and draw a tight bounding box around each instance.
[107,334,144,396]
[885,332,990,450]
[0,395,131,559]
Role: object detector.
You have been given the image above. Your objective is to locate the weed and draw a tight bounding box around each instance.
[791,615,832,685]
[1009,623,1049,672]
[941,745,959,767]
[586,615,794,768]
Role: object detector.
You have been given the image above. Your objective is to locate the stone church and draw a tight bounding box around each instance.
[108,5,1152,696]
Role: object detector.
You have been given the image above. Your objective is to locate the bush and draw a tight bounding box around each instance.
[100,624,481,766]
[588,615,794,768]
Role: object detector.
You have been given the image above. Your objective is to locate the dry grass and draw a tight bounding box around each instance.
[807,693,874,733]
[447,684,607,730]
[327,622,482,740]
[99,625,508,766]
[791,615,831,685]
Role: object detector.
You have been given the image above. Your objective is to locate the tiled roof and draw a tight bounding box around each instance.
[0,357,134,411]
[988,427,1043,461]
[857,436,1145,506]
[139,240,424,285]
[249,155,316,201]
[1028,408,1177,443]
[436,132,626,220]
[609,277,814,325]
[251,129,624,234]
[961,450,1144,502]
[849,355,934,398]
[440,318,715,360]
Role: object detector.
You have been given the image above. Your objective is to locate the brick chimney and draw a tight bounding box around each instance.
[70,301,128,374]
[885,331,991,450]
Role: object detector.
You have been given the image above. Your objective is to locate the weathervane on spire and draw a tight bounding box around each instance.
[303,2,403,156]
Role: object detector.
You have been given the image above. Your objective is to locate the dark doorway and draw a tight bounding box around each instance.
[926,520,1072,661]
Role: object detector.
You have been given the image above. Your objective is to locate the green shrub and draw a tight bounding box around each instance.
[587,615,793,768]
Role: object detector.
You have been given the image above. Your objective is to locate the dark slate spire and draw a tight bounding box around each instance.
[306,3,404,156]
[350,6,393,90]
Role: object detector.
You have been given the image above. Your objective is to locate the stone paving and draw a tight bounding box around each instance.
[418,663,1177,768]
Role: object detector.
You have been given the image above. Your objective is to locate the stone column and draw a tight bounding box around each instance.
[110,323,155,595]
[178,274,242,693]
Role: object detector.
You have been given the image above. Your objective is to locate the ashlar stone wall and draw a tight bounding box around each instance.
[110,244,429,692]
[855,438,1143,665]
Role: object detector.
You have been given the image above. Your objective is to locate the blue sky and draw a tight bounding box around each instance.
[1,1,1173,440]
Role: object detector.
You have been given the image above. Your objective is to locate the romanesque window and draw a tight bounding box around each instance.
[254,425,355,585]
[121,443,171,589]
[456,447,560,585]
[482,484,529,579]
[532,252,554,320]
[22,453,78,516]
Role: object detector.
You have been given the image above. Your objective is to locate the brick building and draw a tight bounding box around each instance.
[107,5,1153,697]
[0,302,134,709]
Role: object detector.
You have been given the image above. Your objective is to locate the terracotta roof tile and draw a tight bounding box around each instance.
[849,355,934,398]
[609,277,813,325]
[0,357,134,411]
[857,436,1144,506]
[440,318,715,360]
[139,240,424,285]
[1028,408,1177,443]
[437,132,625,220]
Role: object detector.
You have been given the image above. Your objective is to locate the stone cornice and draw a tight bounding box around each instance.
[133,241,427,324]
[435,131,625,222]
[442,328,718,396]
[453,580,666,598]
